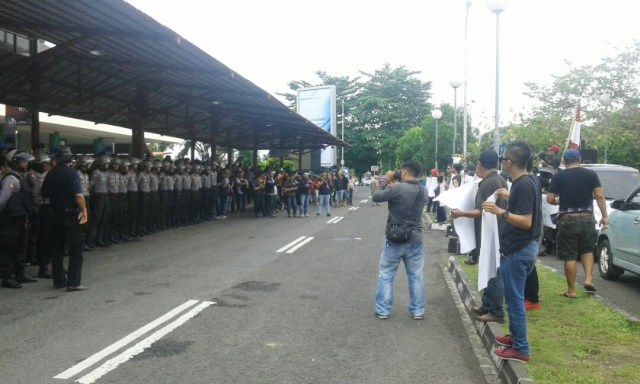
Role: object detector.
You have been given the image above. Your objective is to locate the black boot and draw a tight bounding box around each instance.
[2,279,22,289]
[16,273,38,283]
[38,266,53,279]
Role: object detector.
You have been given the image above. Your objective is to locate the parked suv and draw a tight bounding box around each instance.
[596,182,640,280]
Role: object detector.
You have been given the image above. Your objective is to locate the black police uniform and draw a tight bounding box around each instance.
[41,163,85,288]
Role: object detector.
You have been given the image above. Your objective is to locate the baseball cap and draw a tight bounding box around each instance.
[478,149,499,169]
[562,149,581,163]
[548,145,560,153]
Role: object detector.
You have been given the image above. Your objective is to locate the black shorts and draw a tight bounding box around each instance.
[556,214,597,261]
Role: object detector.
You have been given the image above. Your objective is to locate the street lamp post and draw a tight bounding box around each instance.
[463,0,472,161]
[449,80,463,157]
[432,109,443,171]
[341,99,345,168]
[599,93,612,164]
[487,0,507,154]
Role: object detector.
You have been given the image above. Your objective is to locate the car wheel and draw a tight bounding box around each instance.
[597,239,623,280]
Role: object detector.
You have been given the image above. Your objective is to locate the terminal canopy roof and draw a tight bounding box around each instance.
[0,0,347,151]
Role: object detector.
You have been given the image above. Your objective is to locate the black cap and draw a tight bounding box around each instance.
[478,149,499,169]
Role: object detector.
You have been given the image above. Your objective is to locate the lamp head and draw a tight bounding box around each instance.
[431,109,443,120]
[598,93,612,106]
[449,80,463,88]
[486,0,507,13]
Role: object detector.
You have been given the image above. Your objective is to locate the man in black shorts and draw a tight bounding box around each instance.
[546,149,608,298]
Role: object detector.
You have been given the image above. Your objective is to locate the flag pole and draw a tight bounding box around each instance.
[565,101,581,150]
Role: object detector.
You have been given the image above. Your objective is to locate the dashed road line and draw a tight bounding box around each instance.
[277,236,314,253]
[327,216,344,224]
[348,206,359,211]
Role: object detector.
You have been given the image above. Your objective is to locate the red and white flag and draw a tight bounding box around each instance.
[568,102,581,149]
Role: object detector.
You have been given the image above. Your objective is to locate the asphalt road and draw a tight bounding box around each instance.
[1,189,485,384]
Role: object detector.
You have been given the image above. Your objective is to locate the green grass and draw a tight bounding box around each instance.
[455,255,640,384]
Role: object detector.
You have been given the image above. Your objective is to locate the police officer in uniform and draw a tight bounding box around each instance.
[41,148,89,291]
[149,161,161,232]
[190,163,203,223]
[77,156,94,251]
[106,158,121,243]
[88,156,110,248]
[0,150,38,288]
[202,165,213,220]
[172,162,184,227]
[137,160,152,235]
[118,159,130,241]
[126,157,140,237]
[181,164,192,224]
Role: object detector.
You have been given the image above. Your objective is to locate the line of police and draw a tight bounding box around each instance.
[0,149,244,289]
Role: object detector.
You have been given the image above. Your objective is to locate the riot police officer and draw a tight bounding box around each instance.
[88,156,110,248]
[77,156,94,251]
[0,150,38,288]
[41,147,89,291]
[137,160,152,235]
[106,158,121,243]
[126,157,140,237]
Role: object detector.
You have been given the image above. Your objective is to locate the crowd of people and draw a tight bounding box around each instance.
[0,144,358,290]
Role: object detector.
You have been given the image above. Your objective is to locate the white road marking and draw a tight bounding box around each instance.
[361,199,368,203]
[276,236,307,253]
[76,301,215,384]
[54,300,199,380]
[286,237,314,253]
[327,216,345,224]
[348,206,359,211]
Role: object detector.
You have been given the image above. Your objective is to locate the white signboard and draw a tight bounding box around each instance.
[296,86,337,167]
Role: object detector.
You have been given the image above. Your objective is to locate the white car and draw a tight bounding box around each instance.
[361,177,373,186]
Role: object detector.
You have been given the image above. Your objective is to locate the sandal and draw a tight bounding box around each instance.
[583,284,597,294]
[561,292,578,299]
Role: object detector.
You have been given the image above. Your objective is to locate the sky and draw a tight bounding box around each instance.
[126,0,638,132]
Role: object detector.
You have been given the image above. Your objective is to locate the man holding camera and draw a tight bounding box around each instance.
[372,160,428,320]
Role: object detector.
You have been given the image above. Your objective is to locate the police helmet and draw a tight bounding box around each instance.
[6,149,35,169]
[162,160,172,168]
[79,156,95,167]
[111,157,122,166]
[37,154,52,164]
[121,159,131,167]
[98,155,112,166]
[130,157,141,165]
[140,160,152,171]
[153,161,162,169]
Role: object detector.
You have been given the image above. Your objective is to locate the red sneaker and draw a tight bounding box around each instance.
[495,335,512,347]
[525,300,541,311]
[495,347,530,363]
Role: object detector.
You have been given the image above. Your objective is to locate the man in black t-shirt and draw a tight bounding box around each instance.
[482,140,541,363]
[452,149,508,324]
[547,149,607,298]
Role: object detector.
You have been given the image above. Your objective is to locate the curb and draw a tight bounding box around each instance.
[446,256,534,384]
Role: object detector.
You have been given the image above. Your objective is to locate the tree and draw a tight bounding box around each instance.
[522,41,640,167]
[350,64,431,170]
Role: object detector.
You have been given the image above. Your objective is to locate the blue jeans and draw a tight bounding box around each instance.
[500,241,538,356]
[285,195,297,216]
[299,194,309,215]
[336,189,345,204]
[481,273,504,320]
[374,238,425,317]
[317,194,331,215]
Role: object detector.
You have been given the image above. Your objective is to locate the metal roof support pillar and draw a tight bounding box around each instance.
[298,144,303,172]
[132,83,148,159]
[190,139,196,161]
[252,144,258,172]
[227,147,233,166]
[29,39,40,150]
